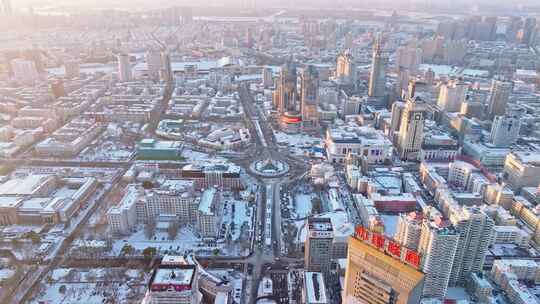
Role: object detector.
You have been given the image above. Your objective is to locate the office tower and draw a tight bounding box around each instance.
[368,36,387,98]
[63,60,80,79]
[487,79,513,119]
[146,51,162,81]
[181,7,193,24]
[395,43,422,75]
[161,51,172,83]
[344,234,425,304]
[418,218,459,299]
[11,59,38,85]
[2,0,11,15]
[262,67,273,88]
[389,101,405,139]
[300,65,320,127]
[449,207,494,286]
[489,109,521,147]
[305,218,333,274]
[336,50,356,85]
[395,211,423,251]
[397,97,427,160]
[117,53,131,82]
[437,79,468,112]
[273,63,297,114]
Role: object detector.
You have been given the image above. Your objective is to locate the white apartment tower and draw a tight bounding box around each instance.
[146,51,163,81]
[336,50,356,86]
[418,218,459,299]
[489,108,521,147]
[396,43,422,75]
[118,53,132,82]
[487,79,513,119]
[395,211,423,251]
[449,207,494,286]
[389,101,405,139]
[11,59,39,85]
[262,67,273,88]
[437,79,468,112]
[397,97,427,160]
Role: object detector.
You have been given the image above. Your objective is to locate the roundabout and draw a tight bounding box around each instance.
[249,158,289,177]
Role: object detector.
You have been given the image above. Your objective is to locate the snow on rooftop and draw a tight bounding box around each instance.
[304,272,328,304]
[199,188,216,214]
[153,267,194,286]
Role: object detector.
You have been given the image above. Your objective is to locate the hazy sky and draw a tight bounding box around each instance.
[9,0,540,13]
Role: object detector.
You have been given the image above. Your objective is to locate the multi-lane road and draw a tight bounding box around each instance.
[238,83,310,303]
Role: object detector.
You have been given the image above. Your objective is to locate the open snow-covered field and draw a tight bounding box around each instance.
[293,193,314,218]
[30,268,148,304]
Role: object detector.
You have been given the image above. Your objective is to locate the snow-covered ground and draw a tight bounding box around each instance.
[31,268,147,304]
[293,193,314,218]
[181,148,227,162]
[111,227,201,255]
[273,131,323,157]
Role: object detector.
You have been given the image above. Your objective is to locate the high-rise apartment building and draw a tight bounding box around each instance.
[300,65,320,127]
[305,218,333,275]
[118,53,132,82]
[273,63,298,114]
[489,109,522,147]
[395,211,423,251]
[418,217,459,299]
[344,232,424,304]
[449,207,494,286]
[395,43,422,75]
[389,101,405,139]
[336,50,356,86]
[487,79,513,119]
[397,97,427,160]
[437,79,468,112]
[519,17,537,46]
[262,67,273,88]
[11,59,39,85]
[503,151,540,191]
[161,51,172,83]
[146,51,162,81]
[368,37,387,98]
